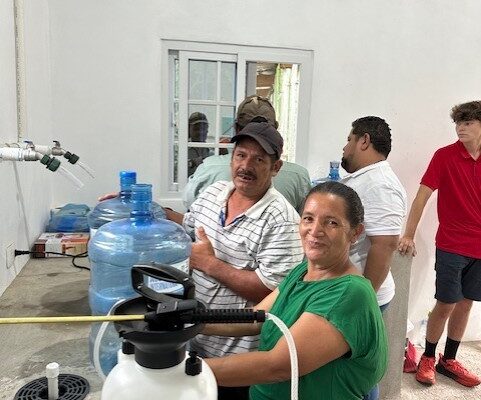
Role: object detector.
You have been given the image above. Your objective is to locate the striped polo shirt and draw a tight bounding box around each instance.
[184,180,303,358]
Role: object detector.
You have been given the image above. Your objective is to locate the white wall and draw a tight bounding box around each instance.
[0,0,53,294]
[5,0,481,337]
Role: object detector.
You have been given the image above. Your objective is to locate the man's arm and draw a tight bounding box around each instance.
[164,208,184,226]
[98,192,118,201]
[364,235,399,292]
[190,228,272,303]
[398,184,434,256]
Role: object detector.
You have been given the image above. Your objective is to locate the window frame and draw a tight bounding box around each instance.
[160,40,313,202]
[178,51,237,189]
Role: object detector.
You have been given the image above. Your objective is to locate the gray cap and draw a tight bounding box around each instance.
[236,96,277,128]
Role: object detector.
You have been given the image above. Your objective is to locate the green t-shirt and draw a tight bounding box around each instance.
[250,260,388,400]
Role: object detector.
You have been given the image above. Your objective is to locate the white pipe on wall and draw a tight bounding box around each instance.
[13,0,27,141]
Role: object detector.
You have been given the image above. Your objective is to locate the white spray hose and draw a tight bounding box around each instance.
[93,299,125,381]
[76,160,95,178]
[93,319,108,381]
[266,313,298,400]
[57,165,84,189]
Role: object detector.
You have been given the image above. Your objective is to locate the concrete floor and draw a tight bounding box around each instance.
[1,257,481,399]
[0,258,102,399]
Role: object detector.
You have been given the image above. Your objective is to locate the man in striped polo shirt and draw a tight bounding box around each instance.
[165,121,303,400]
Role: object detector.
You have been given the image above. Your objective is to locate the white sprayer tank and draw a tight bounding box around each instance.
[102,352,217,400]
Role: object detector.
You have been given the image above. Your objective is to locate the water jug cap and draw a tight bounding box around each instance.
[119,171,137,191]
[120,170,136,178]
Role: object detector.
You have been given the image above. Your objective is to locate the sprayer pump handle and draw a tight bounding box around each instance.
[131,263,196,303]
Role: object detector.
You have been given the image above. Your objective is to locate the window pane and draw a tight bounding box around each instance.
[189,60,217,101]
[173,142,179,183]
[173,101,179,141]
[187,146,214,176]
[188,105,217,143]
[244,62,300,162]
[272,64,300,162]
[220,62,236,101]
[220,106,235,139]
[173,57,179,100]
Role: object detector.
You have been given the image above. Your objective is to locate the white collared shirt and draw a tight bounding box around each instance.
[183,180,303,357]
[342,161,407,306]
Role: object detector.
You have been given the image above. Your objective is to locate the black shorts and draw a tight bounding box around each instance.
[435,248,481,303]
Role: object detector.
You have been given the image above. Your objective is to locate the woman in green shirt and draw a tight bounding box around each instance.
[205,181,388,400]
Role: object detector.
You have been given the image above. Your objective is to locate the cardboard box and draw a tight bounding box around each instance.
[33,232,90,258]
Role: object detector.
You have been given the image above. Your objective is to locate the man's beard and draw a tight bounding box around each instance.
[341,157,351,173]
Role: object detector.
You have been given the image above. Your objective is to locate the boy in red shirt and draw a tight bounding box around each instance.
[399,101,481,387]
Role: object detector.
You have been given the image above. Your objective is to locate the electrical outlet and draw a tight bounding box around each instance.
[5,243,15,269]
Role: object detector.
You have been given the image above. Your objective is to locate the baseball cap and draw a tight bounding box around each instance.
[236,96,277,128]
[231,121,283,158]
[188,112,208,125]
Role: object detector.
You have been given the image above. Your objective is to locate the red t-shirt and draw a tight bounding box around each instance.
[421,141,481,259]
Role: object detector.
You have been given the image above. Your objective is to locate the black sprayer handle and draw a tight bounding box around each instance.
[131,263,196,302]
[182,308,266,324]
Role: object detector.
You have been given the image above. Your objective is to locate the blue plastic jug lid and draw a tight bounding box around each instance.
[120,171,137,189]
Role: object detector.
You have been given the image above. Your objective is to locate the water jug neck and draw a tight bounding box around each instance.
[131,183,153,217]
[118,190,131,200]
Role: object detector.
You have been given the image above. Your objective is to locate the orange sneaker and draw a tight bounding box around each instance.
[416,354,436,385]
[436,354,481,387]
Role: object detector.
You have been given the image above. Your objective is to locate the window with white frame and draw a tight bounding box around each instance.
[160,41,313,200]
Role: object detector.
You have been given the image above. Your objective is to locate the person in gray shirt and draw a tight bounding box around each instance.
[183,95,311,213]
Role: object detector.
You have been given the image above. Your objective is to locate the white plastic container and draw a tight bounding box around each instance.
[101,351,217,400]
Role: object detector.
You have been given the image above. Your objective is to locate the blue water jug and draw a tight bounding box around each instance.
[46,203,90,232]
[88,183,192,376]
[312,161,341,186]
[87,171,166,237]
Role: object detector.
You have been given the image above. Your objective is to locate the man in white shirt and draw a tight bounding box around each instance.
[341,116,407,400]
[341,116,407,308]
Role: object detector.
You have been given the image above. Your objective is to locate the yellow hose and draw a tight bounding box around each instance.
[0,314,145,325]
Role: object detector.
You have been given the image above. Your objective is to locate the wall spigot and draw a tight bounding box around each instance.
[52,140,79,164]
[0,147,61,172]
[3,140,94,179]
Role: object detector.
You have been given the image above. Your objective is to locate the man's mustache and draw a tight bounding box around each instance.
[235,169,257,179]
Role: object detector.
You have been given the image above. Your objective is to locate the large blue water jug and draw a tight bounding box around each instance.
[87,171,166,237]
[312,161,341,186]
[88,183,192,376]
